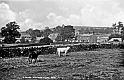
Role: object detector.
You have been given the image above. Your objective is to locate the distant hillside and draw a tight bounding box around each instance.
[74,26,113,34]
[49,25,113,34]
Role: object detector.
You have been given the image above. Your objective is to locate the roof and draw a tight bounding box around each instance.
[79,34,93,37]
[109,38,122,42]
[48,33,59,40]
[36,37,44,40]
[20,32,31,37]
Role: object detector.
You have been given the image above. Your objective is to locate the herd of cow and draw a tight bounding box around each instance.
[0,43,124,64]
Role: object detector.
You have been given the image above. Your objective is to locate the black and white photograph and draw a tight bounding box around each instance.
[0,0,124,80]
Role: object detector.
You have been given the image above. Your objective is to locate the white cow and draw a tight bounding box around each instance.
[57,46,70,57]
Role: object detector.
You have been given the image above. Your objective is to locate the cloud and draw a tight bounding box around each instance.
[18,18,45,31]
[0,2,18,32]
[47,12,56,20]
[9,0,34,1]
[47,12,81,26]
[79,0,124,26]
[46,0,124,27]
[1,0,124,31]
[0,2,44,31]
[67,14,80,25]
[0,2,16,24]
[17,9,46,31]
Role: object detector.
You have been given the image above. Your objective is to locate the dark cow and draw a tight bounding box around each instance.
[28,50,39,64]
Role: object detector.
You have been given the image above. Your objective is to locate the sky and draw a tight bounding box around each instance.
[0,0,124,31]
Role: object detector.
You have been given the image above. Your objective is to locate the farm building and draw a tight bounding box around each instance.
[76,34,93,42]
[97,34,110,43]
[108,38,122,42]
[16,32,32,42]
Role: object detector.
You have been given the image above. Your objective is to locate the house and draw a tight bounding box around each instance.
[16,32,32,42]
[77,34,93,42]
[97,34,110,43]
[108,38,122,44]
[97,37,109,43]
[21,32,32,40]
[108,38,122,42]
[76,33,110,43]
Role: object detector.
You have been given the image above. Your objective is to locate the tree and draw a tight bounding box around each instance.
[54,25,75,42]
[112,21,123,34]
[26,28,42,43]
[52,25,63,33]
[55,34,63,41]
[111,21,124,42]
[112,23,117,29]
[60,25,75,41]
[117,21,123,31]
[43,27,53,37]
[26,28,33,36]
[121,26,124,42]
[39,37,53,45]
[33,29,41,37]
[1,21,21,44]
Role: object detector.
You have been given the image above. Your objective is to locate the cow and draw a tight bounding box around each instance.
[28,50,39,64]
[56,46,70,57]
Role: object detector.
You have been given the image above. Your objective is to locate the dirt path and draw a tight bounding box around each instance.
[0,49,124,80]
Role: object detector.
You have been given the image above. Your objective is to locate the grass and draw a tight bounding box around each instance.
[0,49,124,80]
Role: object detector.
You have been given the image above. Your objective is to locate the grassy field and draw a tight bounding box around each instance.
[0,49,124,80]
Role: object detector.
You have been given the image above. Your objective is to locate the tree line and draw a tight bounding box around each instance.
[1,21,124,44]
[0,22,75,44]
